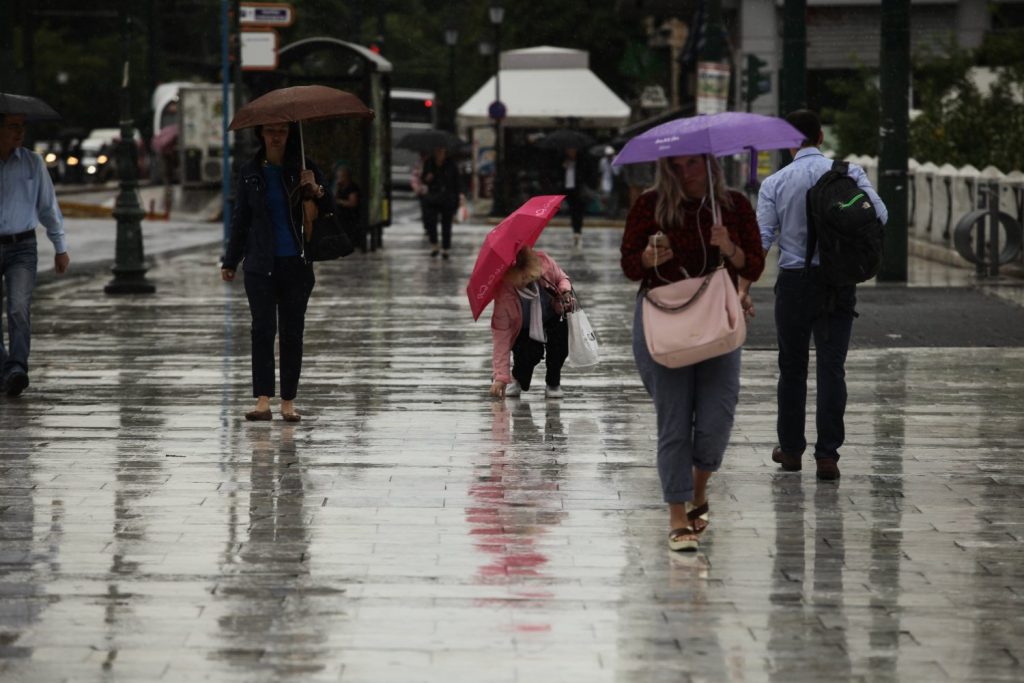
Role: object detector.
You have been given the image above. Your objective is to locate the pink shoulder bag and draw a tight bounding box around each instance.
[642,265,746,368]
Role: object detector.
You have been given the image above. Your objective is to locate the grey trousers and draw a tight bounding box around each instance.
[632,296,742,503]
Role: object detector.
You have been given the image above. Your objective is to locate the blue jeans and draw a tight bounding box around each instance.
[0,238,38,380]
[773,268,855,461]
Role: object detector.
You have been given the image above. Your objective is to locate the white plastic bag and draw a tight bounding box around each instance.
[455,194,471,223]
[566,308,600,367]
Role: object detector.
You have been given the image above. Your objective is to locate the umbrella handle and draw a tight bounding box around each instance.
[706,156,720,224]
[299,122,306,170]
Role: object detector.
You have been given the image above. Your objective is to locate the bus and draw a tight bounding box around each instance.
[390,88,437,189]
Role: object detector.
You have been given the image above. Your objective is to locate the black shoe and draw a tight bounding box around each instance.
[5,372,29,397]
[771,446,803,472]
[815,458,841,481]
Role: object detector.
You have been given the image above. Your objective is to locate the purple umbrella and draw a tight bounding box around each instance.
[612,112,805,166]
[613,112,806,222]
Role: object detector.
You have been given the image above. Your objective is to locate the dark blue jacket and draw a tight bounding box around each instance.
[223,155,335,275]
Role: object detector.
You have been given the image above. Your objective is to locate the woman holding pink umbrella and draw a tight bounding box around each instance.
[620,153,765,551]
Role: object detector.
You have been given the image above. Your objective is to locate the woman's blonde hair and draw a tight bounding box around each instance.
[651,155,733,230]
[504,246,542,283]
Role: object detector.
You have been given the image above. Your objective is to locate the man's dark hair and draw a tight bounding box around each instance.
[785,109,821,148]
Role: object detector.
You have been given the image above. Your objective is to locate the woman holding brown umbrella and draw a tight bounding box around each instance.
[221,85,372,422]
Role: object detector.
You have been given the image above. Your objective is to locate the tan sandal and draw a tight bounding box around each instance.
[668,527,700,552]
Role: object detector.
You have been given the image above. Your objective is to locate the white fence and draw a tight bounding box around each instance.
[848,155,1024,266]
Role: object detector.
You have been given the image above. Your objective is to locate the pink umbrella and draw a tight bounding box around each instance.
[467,195,566,321]
[151,124,178,154]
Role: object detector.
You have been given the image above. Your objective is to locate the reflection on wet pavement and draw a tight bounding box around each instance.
[1,202,1023,682]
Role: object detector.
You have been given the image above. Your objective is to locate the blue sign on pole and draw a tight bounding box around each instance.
[240,3,295,27]
[488,100,506,121]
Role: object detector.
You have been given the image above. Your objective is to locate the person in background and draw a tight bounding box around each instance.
[333,165,360,245]
[410,150,429,235]
[0,112,71,398]
[421,145,460,260]
[563,147,585,248]
[620,153,765,552]
[621,161,656,212]
[488,246,575,400]
[598,146,620,217]
[220,122,334,423]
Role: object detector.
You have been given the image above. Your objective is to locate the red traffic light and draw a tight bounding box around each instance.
[424,99,433,108]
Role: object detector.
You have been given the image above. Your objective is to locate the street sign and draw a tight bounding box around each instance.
[241,29,278,71]
[696,61,730,115]
[240,3,295,27]
[488,100,506,121]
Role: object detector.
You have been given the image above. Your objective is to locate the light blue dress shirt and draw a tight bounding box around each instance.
[757,147,887,270]
[0,147,66,253]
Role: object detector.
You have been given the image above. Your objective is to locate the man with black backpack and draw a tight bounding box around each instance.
[756,110,888,480]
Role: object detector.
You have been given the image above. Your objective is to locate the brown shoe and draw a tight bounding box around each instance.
[281,412,302,423]
[245,409,272,421]
[771,446,803,472]
[815,458,840,480]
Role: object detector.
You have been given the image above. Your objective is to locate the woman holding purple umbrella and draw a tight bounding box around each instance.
[620,154,765,551]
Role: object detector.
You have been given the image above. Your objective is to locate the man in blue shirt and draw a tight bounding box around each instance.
[757,110,887,480]
[0,113,71,397]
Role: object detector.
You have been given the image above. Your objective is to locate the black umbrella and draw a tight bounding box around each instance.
[536,129,594,151]
[0,93,61,122]
[397,129,464,153]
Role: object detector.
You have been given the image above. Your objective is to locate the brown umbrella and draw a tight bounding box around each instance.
[228,85,374,167]
[228,85,373,130]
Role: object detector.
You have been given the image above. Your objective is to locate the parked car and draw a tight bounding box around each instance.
[80,127,148,183]
[33,140,63,183]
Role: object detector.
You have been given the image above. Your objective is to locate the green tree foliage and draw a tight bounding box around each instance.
[827,31,1024,171]
[822,68,879,158]
[910,29,1024,171]
[14,0,653,138]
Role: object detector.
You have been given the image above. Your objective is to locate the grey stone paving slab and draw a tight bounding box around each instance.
[1,203,1023,682]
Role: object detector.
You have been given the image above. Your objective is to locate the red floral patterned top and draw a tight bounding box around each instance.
[620,189,765,290]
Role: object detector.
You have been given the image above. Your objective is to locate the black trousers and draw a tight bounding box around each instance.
[774,268,855,461]
[243,257,315,401]
[565,188,584,234]
[512,317,569,390]
[423,202,454,250]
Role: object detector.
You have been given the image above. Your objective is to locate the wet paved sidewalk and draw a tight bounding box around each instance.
[2,202,1024,682]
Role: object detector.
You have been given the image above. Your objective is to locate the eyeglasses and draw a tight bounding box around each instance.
[2,123,26,132]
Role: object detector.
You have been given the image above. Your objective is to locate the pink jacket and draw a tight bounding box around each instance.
[490,250,572,384]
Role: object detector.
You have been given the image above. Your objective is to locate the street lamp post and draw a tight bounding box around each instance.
[488,4,506,216]
[444,27,458,132]
[105,10,155,295]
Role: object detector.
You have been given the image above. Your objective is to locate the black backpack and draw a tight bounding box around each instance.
[805,160,884,286]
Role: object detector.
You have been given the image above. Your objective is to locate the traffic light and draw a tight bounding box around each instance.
[744,54,771,105]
